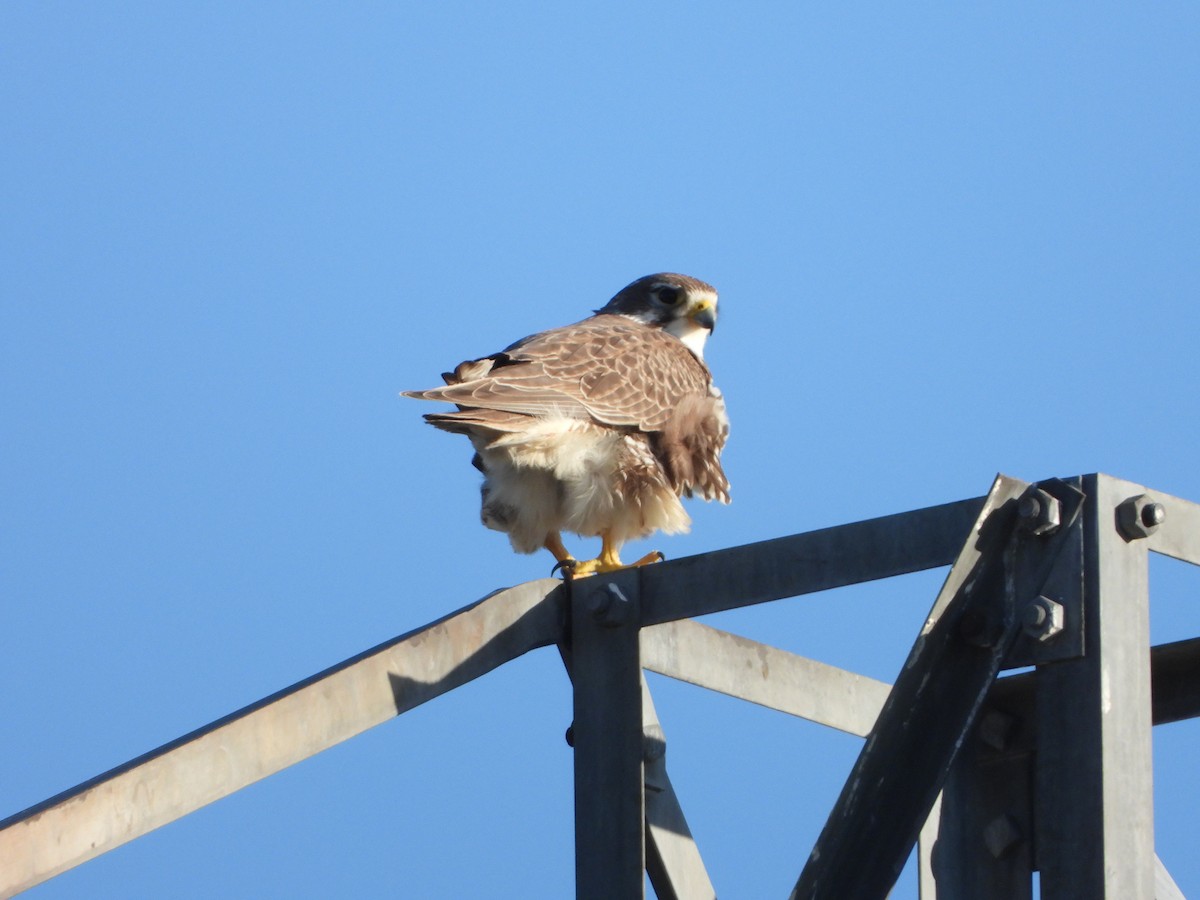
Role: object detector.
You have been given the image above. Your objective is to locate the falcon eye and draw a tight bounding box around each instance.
[656,286,681,305]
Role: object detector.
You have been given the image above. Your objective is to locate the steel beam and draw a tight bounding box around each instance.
[569,570,645,900]
[917,796,941,900]
[934,719,1034,899]
[1155,855,1186,900]
[642,679,717,900]
[980,634,1200,728]
[641,619,890,737]
[0,579,566,899]
[1146,490,1200,566]
[1150,635,1200,724]
[791,475,1085,899]
[1035,474,1156,899]
[639,496,985,626]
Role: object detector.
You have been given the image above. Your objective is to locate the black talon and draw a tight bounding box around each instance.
[655,551,666,562]
[551,559,577,578]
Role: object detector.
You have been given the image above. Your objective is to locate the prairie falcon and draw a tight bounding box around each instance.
[402,273,730,577]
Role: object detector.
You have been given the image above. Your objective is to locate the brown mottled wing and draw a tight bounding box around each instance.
[402,315,710,432]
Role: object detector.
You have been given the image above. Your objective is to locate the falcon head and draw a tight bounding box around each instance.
[596,273,719,358]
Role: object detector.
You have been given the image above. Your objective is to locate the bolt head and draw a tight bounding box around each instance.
[1117,494,1165,540]
[983,814,1022,859]
[1022,596,1064,642]
[1142,502,1165,528]
[588,582,632,627]
[1018,487,1061,536]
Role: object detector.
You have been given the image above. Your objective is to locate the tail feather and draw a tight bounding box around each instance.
[422,408,532,436]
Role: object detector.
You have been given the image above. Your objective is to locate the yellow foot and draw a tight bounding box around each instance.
[562,551,665,580]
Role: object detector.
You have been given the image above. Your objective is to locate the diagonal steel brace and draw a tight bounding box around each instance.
[790,475,1085,900]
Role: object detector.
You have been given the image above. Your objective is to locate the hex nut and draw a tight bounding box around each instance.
[1117,494,1165,540]
[983,814,1022,859]
[588,582,633,627]
[1018,488,1061,536]
[1022,596,1064,642]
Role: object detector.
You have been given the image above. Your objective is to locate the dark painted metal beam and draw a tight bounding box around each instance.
[1150,635,1200,724]
[935,716,1034,899]
[980,634,1200,730]
[568,570,646,900]
[790,475,1086,900]
[1035,474,1156,899]
[638,496,986,626]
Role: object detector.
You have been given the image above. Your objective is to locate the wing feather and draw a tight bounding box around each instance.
[402,315,710,432]
[403,313,730,502]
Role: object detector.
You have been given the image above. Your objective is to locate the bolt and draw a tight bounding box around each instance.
[565,723,575,747]
[1018,487,1061,536]
[588,582,633,627]
[1022,596,1064,642]
[983,814,1022,859]
[1117,494,1165,540]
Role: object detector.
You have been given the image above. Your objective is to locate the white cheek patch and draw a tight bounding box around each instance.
[664,318,710,358]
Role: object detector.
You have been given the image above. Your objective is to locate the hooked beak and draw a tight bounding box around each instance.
[689,300,717,331]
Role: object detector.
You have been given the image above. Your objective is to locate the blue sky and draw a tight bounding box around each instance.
[2,3,1197,897]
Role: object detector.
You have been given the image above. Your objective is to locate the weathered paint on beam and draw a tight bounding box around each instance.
[641,619,890,737]
[0,579,566,899]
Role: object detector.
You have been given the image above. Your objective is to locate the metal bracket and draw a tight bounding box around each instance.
[1005,477,1086,668]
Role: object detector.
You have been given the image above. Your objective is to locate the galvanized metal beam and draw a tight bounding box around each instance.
[917,795,941,900]
[1155,855,1186,900]
[642,679,717,900]
[791,475,1086,900]
[641,619,890,737]
[569,570,645,900]
[1035,474,1156,899]
[639,496,985,626]
[0,579,566,899]
[1146,490,1200,566]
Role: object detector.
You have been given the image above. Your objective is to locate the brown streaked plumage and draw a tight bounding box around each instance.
[402,273,730,577]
